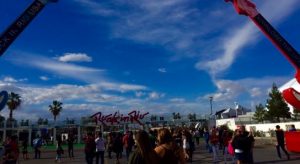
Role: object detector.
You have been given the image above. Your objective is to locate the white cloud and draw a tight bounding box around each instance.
[40,76,50,81]
[3,76,18,83]
[2,76,28,83]
[158,68,167,73]
[135,91,146,98]
[249,87,262,97]
[58,53,92,62]
[169,98,185,103]
[8,53,105,83]
[99,82,147,92]
[196,0,300,77]
[73,0,236,60]
[148,92,165,100]
[198,76,290,109]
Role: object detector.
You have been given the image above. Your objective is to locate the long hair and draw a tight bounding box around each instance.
[157,128,173,145]
[135,130,157,163]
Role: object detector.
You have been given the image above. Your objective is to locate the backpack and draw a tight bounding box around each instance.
[33,138,42,148]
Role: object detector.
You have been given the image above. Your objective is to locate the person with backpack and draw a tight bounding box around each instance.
[33,135,42,159]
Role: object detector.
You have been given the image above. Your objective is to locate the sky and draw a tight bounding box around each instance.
[0,0,300,121]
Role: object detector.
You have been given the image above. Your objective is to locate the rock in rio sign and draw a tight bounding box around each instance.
[91,110,149,126]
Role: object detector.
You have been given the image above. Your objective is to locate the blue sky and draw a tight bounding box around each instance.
[0,0,300,121]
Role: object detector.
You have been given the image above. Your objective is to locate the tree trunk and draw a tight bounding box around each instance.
[9,110,13,120]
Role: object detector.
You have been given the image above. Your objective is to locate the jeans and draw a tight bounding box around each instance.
[95,151,104,164]
[224,146,234,163]
[125,147,132,160]
[34,148,41,159]
[68,147,74,158]
[85,153,94,164]
[211,144,219,161]
[276,144,290,159]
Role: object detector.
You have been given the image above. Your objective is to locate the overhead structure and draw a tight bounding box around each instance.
[226,0,300,110]
[0,0,58,56]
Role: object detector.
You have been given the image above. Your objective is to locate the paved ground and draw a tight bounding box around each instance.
[14,143,300,164]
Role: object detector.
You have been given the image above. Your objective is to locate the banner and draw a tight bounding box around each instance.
[91,110,149,126]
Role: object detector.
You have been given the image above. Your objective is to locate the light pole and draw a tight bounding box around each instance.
[209,96,213,116]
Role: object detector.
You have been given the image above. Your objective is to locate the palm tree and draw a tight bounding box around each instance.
[6,92,22,121]
[49,100,63,122]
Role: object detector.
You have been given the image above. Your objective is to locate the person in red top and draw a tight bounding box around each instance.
[122,131,134,160]
[84,133,96,164]
[210,128,219,162]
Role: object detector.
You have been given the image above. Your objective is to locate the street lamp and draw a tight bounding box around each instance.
[209,96,213,115]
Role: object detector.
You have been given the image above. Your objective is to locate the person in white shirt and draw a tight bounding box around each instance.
[95,132,106,164]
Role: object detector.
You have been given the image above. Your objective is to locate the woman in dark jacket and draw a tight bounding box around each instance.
[113,133,123,164]
[232,130,250,164]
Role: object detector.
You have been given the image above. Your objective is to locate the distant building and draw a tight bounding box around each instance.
[215,103,251,119]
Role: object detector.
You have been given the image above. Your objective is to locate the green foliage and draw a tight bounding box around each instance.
[254,130,266,137]
[6,92,21,120]
[172,112,181,119]
[265,83,291,122]
[293,108,300,120]
[49,100,63,121]
[188,113,196,121]
[253,104,266,123]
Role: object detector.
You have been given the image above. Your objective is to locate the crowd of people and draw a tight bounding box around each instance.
[0,124,297,164]
[83,128,196,164]
[82,125,259,164]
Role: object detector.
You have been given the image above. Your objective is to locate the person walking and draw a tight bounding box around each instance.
[95,132,106,164]
[107,133,114,159]
[128,130,160,164]
[33,135,42,159]
[203,128,211,152]
[210,129,220,163]
[182,130,194,163]
[232,130,245,164]
[194,129,200,145]
[275,125,290,160]
[123,131,134,160]
[3,135,19,164]
[22,138,29,160]
[223,131,234,164]
[67,134,75,159]
[55,137,64,163]
[240,126,255,163]
[84,133,96,164]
